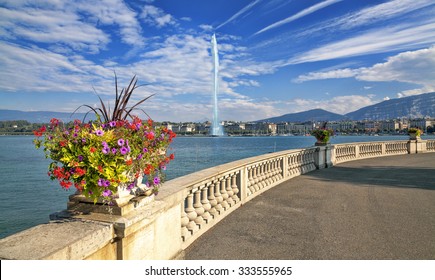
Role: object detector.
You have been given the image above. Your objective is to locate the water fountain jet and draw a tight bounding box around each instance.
[210,33,224,136]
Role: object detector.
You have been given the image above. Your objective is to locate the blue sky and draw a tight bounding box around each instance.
[0,0,434,122]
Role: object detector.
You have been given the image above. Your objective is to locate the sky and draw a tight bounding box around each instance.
[0,0,435,122]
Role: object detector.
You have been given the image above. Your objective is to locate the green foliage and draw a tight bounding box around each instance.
[408,127,421,136]
[74,74,154,123]
[33,75,176,203]
[311,128,334,143]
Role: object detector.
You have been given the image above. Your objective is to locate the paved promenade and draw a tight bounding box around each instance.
[184,153,435,260]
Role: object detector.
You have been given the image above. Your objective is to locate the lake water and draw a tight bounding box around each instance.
[0,134,432,238]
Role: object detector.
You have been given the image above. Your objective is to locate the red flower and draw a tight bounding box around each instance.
[60,180,72,189]
[169,153,175,160]
[75,167,86,176]
[33,126,46,137]
[50,118,59,127]
[144,164,154,175]
[126,158,133,166]
[146,132,155,140]
[90,147,97,153]
[33,130,42,137]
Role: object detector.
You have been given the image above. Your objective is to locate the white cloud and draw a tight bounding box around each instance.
[293,68,358,83]
[285,95,377,115]
[286,0,434,44]
[141,5,177,28]
[0,0,144,52]
[199,24,213,32]
[77,0,145,47]
[293,46,435,99]
[216,0,261,30]
[286,22,435,65]
[357,46,435,88]
[0,6,109,53]
[336,0,433,30]
[397,87,435,98]
[254,0,343,35]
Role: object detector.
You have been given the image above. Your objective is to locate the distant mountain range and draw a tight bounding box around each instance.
[257,109,344,123]
[1,92,435,123]
[258,92,435,123]
[0,109,93,123]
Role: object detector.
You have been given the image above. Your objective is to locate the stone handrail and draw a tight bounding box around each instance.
[0,138,434,260]
[160,148,318,249]
[333,139,435,164]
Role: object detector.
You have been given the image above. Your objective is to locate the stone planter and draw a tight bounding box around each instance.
[315,141,329,146]
[409,133,421,140]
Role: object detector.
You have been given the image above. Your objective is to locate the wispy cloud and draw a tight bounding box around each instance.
[295,0,434,37]
[293,46,435,98]
[216,0,261,30]
[336,0,433,30]
[254,0,343,35]
[286,21,435,64]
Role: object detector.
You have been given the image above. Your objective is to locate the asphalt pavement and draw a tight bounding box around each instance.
[184,153,435,260]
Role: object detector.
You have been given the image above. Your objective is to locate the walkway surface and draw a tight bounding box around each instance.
[184,153,435,260]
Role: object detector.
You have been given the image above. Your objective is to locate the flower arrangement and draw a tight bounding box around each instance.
[33,75,176,203]
[311,128,334,144]
[408,127,421,137]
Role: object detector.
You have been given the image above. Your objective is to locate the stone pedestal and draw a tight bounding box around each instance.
[407,139,427,154]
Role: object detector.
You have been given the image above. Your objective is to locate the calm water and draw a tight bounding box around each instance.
[0,134,432,238]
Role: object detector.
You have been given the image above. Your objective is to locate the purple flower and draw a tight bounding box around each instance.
[95,130,104,136]
[120,146,128,155]
[73,133,78,137]
[78,155,84,162]
[153,176,160,185]
[109,121,116,127]
[137,153,143,160]
[104,180,110,187]
[143,148,148,153]
[111,148,117,154]
[102,189,112,197]
[102,141,108,147]
[117,138,125,146]
[98,178,104,187]
[102,147,110,154]
[127,182,135,191]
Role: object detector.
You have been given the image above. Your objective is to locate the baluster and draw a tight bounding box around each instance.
[253,166,260,191]
[214,179,224,213]
[258,164,265,189]
[193,189,204,226]
[181,206,189,241]
[248,167,255,194]
[231,173,240,203]
[247,167,254,196]
[185,193,198,233]
[201,185,212,222]
[265,161,273,186]
[220,178,229,210]
[208,182,218,217]
[226,176,234,206]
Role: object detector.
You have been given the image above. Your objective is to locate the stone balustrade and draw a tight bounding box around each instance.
[333,138,432,164]
[427,139,435,151]
[1,138,434,260]
[178,148,317,248]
